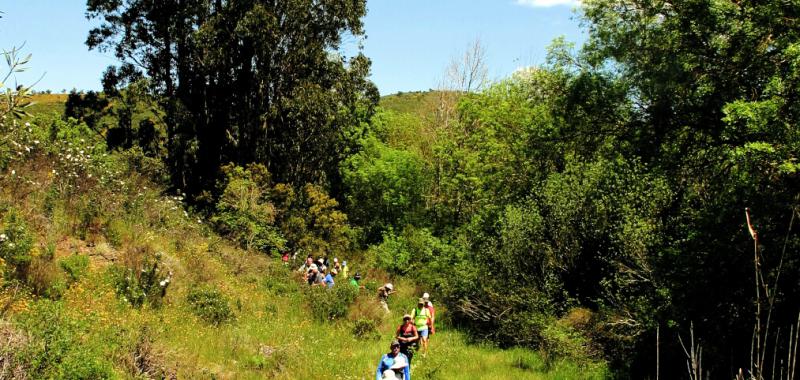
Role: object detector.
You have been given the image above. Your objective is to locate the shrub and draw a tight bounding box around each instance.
[347,293,385,340]
[213,164,286,252]
[187,285,233,325]
[304,283,359,322]
[274,183,353,258]
[108,251,170,308]
[0,210,35,281]
[540,320,594,369]
[352,318,380,340]
[26,258,67,299]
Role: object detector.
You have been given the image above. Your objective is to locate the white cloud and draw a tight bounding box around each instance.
[515,0,580,7]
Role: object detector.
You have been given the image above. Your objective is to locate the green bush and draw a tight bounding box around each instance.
[304,283,359,322]
[351,318,380,340]
[187,285,233,325]
[0,210,35,281]
[213,164,287,252]
[108,252,169,308]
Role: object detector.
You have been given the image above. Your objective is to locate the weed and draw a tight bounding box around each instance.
[108,250,170,308]
[187,285,233,325]
[304,284,359,322]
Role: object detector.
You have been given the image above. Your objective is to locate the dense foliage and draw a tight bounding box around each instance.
[345,1,800,378]
[86,0,378,199]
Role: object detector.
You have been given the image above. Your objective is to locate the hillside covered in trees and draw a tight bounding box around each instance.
[1,0,800,379]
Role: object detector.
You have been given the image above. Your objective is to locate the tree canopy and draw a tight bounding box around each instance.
[86,0,378,198]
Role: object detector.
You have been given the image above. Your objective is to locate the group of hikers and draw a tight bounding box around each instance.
[292,253,363,289]
[376,293,435,380]
[287,252,436,380]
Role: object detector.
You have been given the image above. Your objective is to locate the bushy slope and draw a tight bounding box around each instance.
[0,101,607,379]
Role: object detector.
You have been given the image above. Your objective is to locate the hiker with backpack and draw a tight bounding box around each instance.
[395,314,419,364]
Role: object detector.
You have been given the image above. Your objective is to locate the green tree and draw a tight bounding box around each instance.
[341,134,430,242]
[86,0,378,198]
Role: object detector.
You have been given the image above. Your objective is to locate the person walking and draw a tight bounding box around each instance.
[375,340,410,380]
[377,283,395,313]
[395,314,419,364]
[422,292,436,336]
[341,260,349,279]
[411,298,431,356]
[350,272,362,288]
[324,268,336,288]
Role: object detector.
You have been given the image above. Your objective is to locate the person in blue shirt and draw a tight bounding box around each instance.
[324,268,336,288]
[376,340,410,380]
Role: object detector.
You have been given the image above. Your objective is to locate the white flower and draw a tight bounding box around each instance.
[7,242,14,248]
[0,234,7,241]
[24,122,30,127]
[10,170,15,176]
[33,140,39,144]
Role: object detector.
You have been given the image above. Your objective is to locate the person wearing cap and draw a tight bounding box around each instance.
[422,293,436,336]
[375,340,410,380]
[411,298,432,356]
[306,264,322,286]
[377,283,395,313]
[395,314,419,364]
[350,272,362,288]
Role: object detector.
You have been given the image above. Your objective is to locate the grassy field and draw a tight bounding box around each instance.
[26,93,68,116]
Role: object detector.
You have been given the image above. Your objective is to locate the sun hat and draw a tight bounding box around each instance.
[390,340,400,347]
[385,283,394,290]
[403,314,412,320]
[422,292,430,300]
[418,298,425,304]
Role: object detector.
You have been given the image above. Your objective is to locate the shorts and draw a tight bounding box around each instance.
[419,328,429,338]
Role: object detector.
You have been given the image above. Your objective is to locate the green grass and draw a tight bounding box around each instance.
[380,90,457,120]
[25,93,67,116]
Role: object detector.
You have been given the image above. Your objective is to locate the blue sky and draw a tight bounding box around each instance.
[0,0,584,95]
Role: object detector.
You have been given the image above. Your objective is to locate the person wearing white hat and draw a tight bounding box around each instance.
[422,292,436,336]
[411,298,432,356]
[377,283,395,312]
